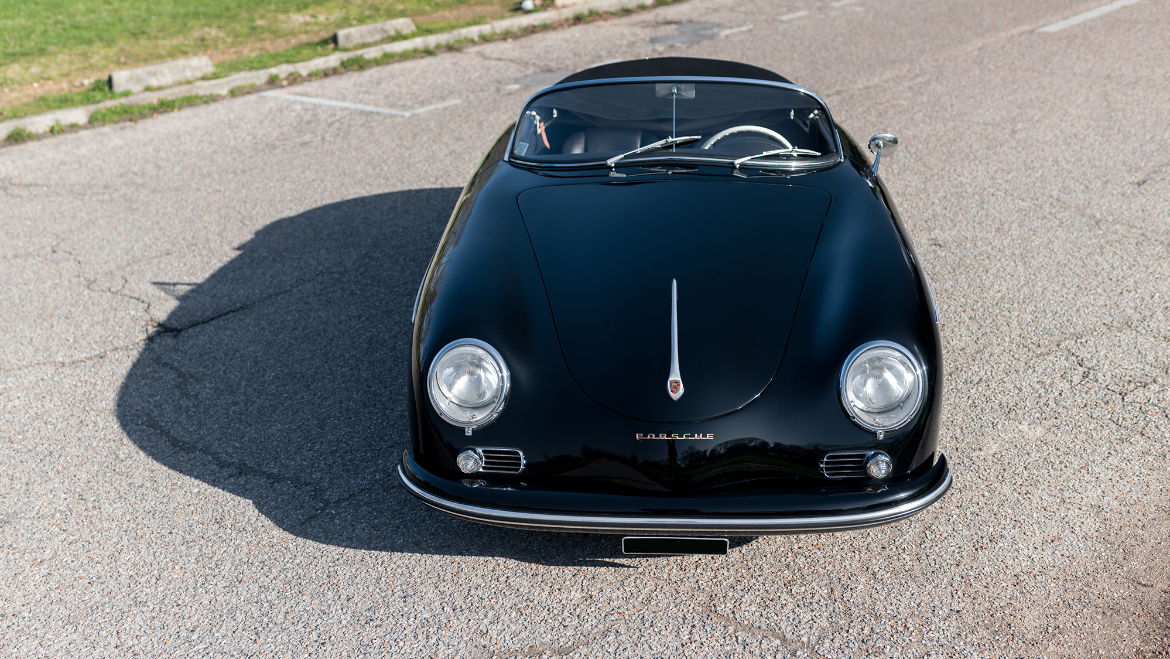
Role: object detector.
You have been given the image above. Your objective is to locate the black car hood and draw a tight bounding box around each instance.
[518,179,830,422]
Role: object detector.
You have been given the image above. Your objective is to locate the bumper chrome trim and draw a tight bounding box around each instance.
[396,461,952,535]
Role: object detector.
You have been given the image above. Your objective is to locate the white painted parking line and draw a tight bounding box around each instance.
[829,0,855,6]
[259,91,460,116]
[776,10,809,20]
[404,98,463,114]
[260,91,411,116]
[719,25,754,36]
[1036,0,1143,32]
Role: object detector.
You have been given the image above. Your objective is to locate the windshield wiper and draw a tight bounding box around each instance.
[732,148,822,169]
[606,135,701,168]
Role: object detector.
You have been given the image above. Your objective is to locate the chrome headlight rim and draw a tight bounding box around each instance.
[427,338,511,430]
[838,340,926,432]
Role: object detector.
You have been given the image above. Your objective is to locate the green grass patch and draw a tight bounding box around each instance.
[4,126,35,143]
[228,83,258,97]
[209,39,341,78]
[339,55,377,71]
[88,95,217,126]
[1,80,131,121]
[0,0,518,91]
[336,46,444,72]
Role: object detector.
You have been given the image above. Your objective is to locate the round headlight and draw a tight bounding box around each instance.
[428,339,510,429]
[840,341,925,431]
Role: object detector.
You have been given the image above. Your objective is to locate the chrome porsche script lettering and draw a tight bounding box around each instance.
[636,433,715,441]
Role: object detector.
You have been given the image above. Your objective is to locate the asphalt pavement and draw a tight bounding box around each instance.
[1,0,1168,656]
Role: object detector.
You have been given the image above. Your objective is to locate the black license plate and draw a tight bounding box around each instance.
[621,537,728,555]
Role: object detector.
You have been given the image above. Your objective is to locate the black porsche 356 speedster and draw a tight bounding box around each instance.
[398,58,951,549]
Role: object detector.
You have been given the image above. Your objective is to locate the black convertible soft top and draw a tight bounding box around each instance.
[557,57,792,85]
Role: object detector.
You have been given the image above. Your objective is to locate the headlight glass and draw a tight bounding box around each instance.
[428,339,510,428]
[840,342,924,431]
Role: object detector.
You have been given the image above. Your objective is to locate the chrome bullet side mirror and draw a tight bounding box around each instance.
[867,133,899,179]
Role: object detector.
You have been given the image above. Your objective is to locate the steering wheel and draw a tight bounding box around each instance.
[701,126,793,150]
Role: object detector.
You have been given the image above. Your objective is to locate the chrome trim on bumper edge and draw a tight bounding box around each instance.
[396,461,952,535]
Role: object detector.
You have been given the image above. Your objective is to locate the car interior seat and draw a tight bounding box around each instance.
[562,128,643,154]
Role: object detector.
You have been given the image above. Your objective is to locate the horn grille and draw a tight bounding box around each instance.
[477,448,526,474]
[820,452,870,479]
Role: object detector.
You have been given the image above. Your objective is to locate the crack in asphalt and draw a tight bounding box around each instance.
[0,241,162,374]
[5,246,373,516]
[1133,159,1170,187]
[50,238,163,326]
[117,363,402,536]
[0,177,52,197]
[150,270,335,338]
[289,478,401,529]
[115,264,396,527]
[0,340,146,376]
[151,302,254,337]
[467,50,531,66]
[132,410,328,511]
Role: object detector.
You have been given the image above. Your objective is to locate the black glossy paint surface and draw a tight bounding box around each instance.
[519,181,829,422]
[409,125,943,500]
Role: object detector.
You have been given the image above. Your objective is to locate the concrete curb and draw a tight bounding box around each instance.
[335,18,417,48]
[110,56,216,94]
[1,0,655,139]
[4,107,91,134]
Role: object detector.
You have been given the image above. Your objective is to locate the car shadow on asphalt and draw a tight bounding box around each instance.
[115,187,756,566]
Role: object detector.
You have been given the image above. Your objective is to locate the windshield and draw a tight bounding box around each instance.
[510,80,839,168]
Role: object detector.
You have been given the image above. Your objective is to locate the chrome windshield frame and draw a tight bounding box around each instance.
[503,76,845,171]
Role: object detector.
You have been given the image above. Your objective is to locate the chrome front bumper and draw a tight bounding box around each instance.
[397,453,952,535]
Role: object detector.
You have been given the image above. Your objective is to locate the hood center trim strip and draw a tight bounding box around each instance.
[667,279,684,400]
